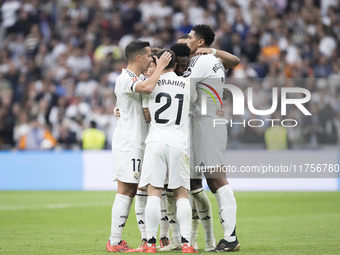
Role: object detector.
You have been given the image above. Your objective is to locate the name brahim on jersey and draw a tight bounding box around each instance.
[157,78,186,88]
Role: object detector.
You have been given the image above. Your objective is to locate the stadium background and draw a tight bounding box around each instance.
[1,0,340,191]
[1,0,340,151]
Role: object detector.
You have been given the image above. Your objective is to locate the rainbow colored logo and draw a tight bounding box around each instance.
[196,82,222,107]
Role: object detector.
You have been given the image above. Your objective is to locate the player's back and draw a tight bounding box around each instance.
[183,54,225,119]
[146,72,196,153]
[112,69,148,151]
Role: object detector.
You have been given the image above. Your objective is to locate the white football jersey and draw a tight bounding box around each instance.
[111,69,148,151]
[145,72,197,154]
[183,54,225,118]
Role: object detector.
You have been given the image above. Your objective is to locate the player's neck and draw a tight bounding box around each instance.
[126,64,141,77]
[162,68,174,74]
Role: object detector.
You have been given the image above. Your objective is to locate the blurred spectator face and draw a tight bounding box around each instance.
[174,56,190,76]
[30,24,40,37]
[112,16,122,29]
[57,54,67,66]
[18,73,26,84]
[19,10,29,21]
[0,107,8,119]
[29,118,39,130]
[19,112,28,124]
[220,22,232,33]
[319,55,328,66]
[103,37,111,46]
[235,13,244,24]
[304,0,314,8]
[332,63,340,74]
[232,33,241,45]
[12,103,20,116]
[79,71,89,81]
[74,47,81,57]
[38,43,48,54]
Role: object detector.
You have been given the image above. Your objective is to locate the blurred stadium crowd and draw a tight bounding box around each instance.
[0,0,340,150]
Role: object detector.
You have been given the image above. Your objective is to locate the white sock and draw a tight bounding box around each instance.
[166,191,181,244]
[110,194,133,246]
[214,192,222,224]
[160,190,169,239]
[145,196,161,242]
[191,188,215,241]
[135,190,148,240]
[216,185,237,242]
[214,193,221,208]
[176,198,192,246]
[189,193,200,242]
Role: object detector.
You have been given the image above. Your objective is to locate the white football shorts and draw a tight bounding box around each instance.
[112,148,144,184]
[139,141,190,190]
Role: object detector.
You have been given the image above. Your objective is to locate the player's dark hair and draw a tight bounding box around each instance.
[192,24,215,46]
[125,40,150,61]
[151,47,161,64]
[170,43,191,58]
[155,49,176,69]
[179,33,189,40]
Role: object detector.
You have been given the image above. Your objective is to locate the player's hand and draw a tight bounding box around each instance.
[155,51,172,69]
[222,88,231,100]
[194,48,212,56]
[216,107,225,118]
[114,107,120,117]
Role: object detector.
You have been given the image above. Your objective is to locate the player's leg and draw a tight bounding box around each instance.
[145,185,163,251]
[190,178,216,251]
[107,148,142,252]
[159,189,170,248]
[159,189,182,251]
[138,142,168,253]
[172,187,192,246]
[206,170,240,252]
[188,189,200,250]
[135,187,148,250]
[107,180,137,252]
[168,147,196,253]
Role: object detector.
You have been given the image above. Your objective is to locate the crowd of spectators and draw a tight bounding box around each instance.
[0,0,340,150]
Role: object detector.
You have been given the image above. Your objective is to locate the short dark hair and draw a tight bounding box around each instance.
[90,120,97,128]
[155,49,176,69]
[192,24,215,46]
[125,40,150,61]
[170,43,191,58]
[179,33,189,40]
[151,47,161,64]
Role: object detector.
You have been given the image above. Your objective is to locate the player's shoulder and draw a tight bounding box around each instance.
[118,69,139,83]
[187,55,203,68]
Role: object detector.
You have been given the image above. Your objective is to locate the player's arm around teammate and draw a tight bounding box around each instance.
[107,40,171,253]
[193,47,240,70]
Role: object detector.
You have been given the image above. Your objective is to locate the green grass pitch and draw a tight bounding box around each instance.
[0,191,339,254]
